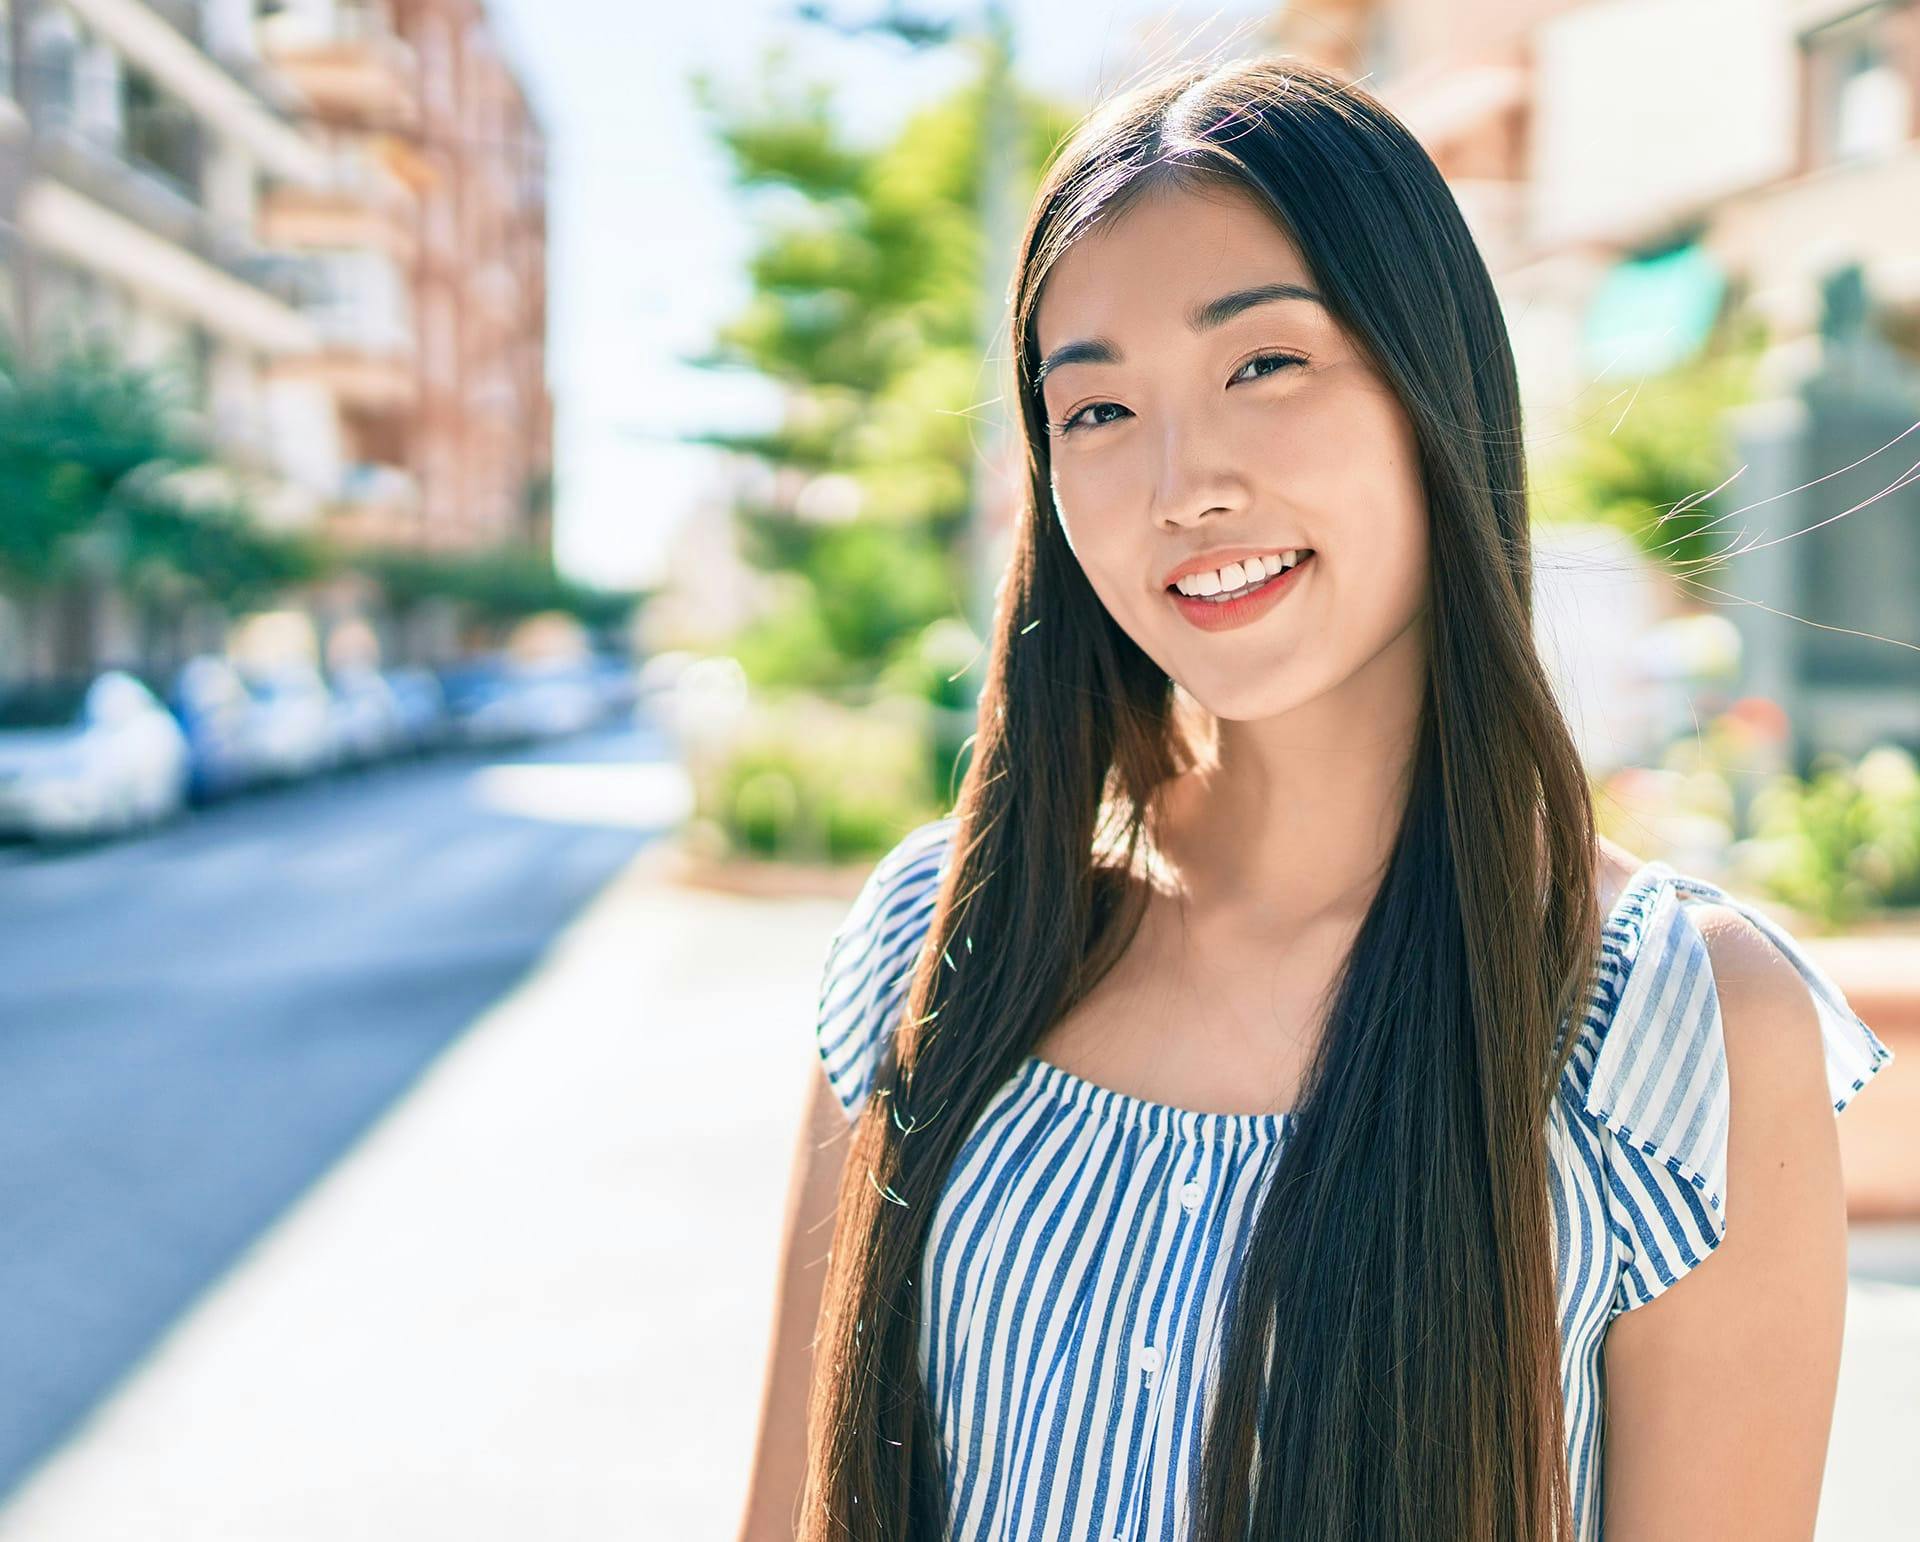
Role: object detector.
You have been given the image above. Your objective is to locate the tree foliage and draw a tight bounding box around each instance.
[1535,319,1767,575]
[1,334,634,631]
[0,335,321,607]
[357,545,639,628]
[685,42,1074,692]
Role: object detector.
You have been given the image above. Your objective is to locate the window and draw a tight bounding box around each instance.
[121,64,201,197]
[1802,3,1915,167]
[26,8,79,128]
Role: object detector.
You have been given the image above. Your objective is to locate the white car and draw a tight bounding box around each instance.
[239,666,338,782]
[509,662,605,739]
[326,667,408,769]
[0,671,192,842]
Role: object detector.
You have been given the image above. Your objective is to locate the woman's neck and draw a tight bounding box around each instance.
[1146,621,1426,938]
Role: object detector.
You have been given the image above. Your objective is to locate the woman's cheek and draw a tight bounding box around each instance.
[1057,452,1129,520]
[1052,504,1148,639]
[1051,466,1131,579]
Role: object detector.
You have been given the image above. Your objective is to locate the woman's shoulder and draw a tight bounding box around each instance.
[1592,833,1645,916]
[835,815,961,956]
[812,815,960,1120]
[1571,839,1896,1314]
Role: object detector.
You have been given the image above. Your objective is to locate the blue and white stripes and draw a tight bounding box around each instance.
[812,819,1896,1541]
[815,817,956,1116]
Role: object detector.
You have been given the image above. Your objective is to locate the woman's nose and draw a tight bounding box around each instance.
[1150,416,1250,527]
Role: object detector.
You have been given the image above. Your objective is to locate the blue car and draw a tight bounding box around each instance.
[168,655,264,803]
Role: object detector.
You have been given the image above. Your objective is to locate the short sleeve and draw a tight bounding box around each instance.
[1583,868,1896,1318]
[813,816,958,1121]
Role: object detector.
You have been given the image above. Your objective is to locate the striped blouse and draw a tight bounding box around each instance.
[813,815,1896,1542]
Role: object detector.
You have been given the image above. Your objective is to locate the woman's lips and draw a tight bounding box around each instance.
[1166,551,1313,632]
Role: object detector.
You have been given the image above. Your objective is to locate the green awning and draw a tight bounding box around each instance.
[1581,243,1726,377]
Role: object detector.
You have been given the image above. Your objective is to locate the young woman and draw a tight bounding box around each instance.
[735,54,1895,1542]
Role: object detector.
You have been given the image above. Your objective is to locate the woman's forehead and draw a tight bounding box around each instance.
[1035,182,1314,348]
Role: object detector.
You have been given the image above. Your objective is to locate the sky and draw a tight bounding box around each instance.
[483,1,1279,591]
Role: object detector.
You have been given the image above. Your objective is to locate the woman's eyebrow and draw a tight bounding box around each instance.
[1188,281,1326,331]
[1035,282,1326,386]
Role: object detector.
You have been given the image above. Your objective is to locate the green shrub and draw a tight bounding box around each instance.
[1591,692,1920,928]
[1730,744,1920,926]
[695,690,946,863]
[878,614,982,712]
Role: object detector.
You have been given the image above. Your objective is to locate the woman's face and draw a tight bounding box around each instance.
[1033,178,1430,724]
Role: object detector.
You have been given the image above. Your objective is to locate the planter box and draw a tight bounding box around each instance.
[658,838,874,901]
[1807,936,1920,1221]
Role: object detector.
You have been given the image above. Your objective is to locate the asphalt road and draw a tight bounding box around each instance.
[0,721,676,1502]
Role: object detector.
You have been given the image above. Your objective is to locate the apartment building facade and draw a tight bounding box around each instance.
[0,0,552,676]
[1266,0,1920,440]
[1266,0,1920,758]
[260,0,552,558]
[0,0,338,673]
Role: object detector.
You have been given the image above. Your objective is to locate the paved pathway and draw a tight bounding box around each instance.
[0,726,678,1501]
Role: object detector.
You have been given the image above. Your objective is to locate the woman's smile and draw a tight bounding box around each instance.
[1166,549,1315,631]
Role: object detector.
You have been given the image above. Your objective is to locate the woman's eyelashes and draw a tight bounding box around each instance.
[1049,350,1307,436]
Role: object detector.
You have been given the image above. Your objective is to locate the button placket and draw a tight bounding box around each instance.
[1114,1143,1206,1535]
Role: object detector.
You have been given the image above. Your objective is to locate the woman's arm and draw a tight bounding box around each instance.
[735,1056,854,1542]
[1602,904,1851,1542]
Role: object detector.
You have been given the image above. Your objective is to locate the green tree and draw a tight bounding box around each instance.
[1534,319,1767,577]
[684,42,1074,693]
[357,545,641,630]
[0,335,316,608]
[0,334,192,584]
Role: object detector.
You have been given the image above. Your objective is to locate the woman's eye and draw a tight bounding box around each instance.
[1233,350,1306,383]
[1052,352,1304,436]
[1055,400,1128,435]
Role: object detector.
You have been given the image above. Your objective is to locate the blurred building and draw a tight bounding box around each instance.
[0,0,336,672]
[259,0,552,558]
[0,0,551,679]
[1264,0,1920,761]
[1263,0,1918,430]
[0,0,335,504]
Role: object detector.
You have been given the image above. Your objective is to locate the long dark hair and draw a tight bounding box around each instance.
[803,54,1603,1541]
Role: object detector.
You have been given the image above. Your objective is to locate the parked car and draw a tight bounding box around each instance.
[634,650,696,728]
[506,659,605,740]
[436,656,521,747]
[0,671,192,842]
[239,665,337,783]
[586,653,640,722]
[326,666,408,769]
[434,654,608,746]
[168,654,269,803]
[381,666,451,755]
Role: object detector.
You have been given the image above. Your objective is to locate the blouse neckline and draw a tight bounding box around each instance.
[1014,1051,1296,1144]
[1005,858,1676,1146]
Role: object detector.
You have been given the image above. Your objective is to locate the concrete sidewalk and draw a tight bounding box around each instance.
[0,841,837,1540]
[0,845,1912,1539]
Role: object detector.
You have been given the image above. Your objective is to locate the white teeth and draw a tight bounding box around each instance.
[1174,549,1307,597]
